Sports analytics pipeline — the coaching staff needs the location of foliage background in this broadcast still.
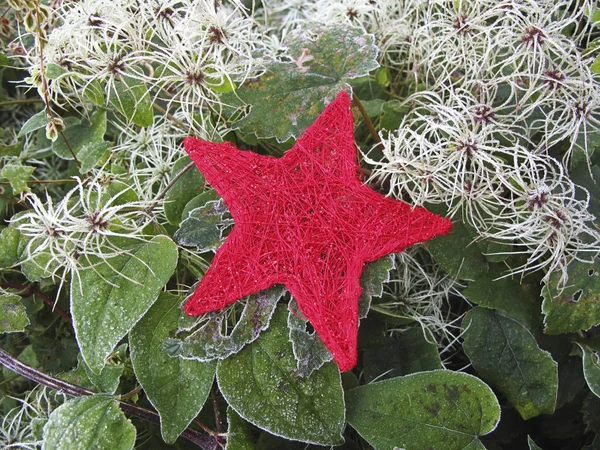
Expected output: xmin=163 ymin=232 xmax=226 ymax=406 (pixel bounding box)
xmin=1 ymin=0 xmax=600 ymax=449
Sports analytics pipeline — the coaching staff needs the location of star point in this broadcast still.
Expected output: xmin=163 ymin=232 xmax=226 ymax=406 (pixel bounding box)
xmin=183 ymin=90 xmax=452 ymax=371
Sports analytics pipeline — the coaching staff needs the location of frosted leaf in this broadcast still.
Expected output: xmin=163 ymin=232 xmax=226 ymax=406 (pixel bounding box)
xmin=223 ymin=25 xmax=379 ymax=142
xmin=217 ymin=306 xmax=345 ymax=446
xmin=59 ymin=345 xmax=127 ymax=395
xmin=42 ymin=395 xmax=135 ymax=450
xmin=130 ymin=293 xmax=215 ymax=444
xmin=287 ymin=298 xmax=333 ymax=378
xmin=175 ymin=198 xmax=233 ymax=252
xmin=358 ymin=255 xmax=395 ymax=318
xmin=0 ymin=293 xmax=30 ymax=333
xmin=165 ymin=286 xmax=284 ymax=362
xmin=71 ymin=236 xmax=178 ymax=373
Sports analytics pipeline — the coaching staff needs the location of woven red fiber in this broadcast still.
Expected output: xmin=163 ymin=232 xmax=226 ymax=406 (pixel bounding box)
xmin=183 ymin=90 xmax=452 ymax=372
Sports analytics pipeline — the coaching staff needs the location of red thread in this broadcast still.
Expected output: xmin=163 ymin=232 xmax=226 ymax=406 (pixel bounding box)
xmin=183 ymin=91 xmax=452 ymax=372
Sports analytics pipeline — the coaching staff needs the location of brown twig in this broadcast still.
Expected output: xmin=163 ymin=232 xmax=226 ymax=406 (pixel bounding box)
xmin=0 ymin=179 xmax=78 ymax=185
xmin=193 ymin=418 xmax=224 ymax=443
xmin=0 ymin=98 xmax=45 ymax=107
xmin=352 ymin=91 xmax=383 ymax=151
xmin=33 ymin=6 xmax=81 ymax=168
xmin=211 ymin=387 xmax=223 ymax=434
xmin=119 ymin=384 xmax=142 ymax=401
xmin=144 ymin=161 xmax=195 ymax=213
xmin=0 ymin=282 xmax=72 ymax=324
xmin=0 ymin=348 xmax=221 ymax=449
xmin=152 ymin=103 xmax=190 ymax=132
xmin=0 ymin=191 xmax=31 ymax=209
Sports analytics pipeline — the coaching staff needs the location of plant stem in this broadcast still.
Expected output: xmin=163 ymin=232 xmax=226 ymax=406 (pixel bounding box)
xmin=0 ymin=191 xmax=31 ymax=209
xmin=0 ymin=179 xmax=78 ymax=185
xmin=33 ymin=6 xmax=81 ymax=168
xmin=352 ymin=91 xmax=383 ymax=150
xmin=211 ymin=387 xmax=223 ymax=433
xmin=32 ymin=288 xmax=72 ymax=324
xmin=152 ymin=103 xmax=191 ymax=132
xmin=0 ymin=348 xmax=221 ymax=449
xmin=0 ymin=282 xmax=72 ymax=324
xmin=0 ymin=99 xmax=45 ymax=107
xmin=144 ymin=161 xmax=195 ymax=213
xmin=119 ymin=384 xmax=142 ymax=401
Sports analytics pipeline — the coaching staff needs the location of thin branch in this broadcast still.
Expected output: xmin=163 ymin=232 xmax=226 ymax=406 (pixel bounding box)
xmin=352 ymin=91 xmax=383 ymax=151
xmin=0 ymin=179 xmax=78 ymax=185
xmin=33 ymin=6 xmax=81 ymax=168
xmin=33 ymin=288 xmax=72 ymax=324
xmin=118 ymin=384 xmax=142 ymax=401
xmin=0 ymin=282 xmax=72 ymax=324
xmin=0 ymin=99 xmax=45 ymax=107
xmin=152 ymin=103 xmax=190 ymax=132
xmin=56 ymin=130 xmax=80 ymax=167
xmin=0 ymin=348 xmax=221 ymax=449
xmin=0 ymin=191 xmax=31 ymax=209
xmin=0 ymin=348 xmax=94 ymax=398
xmin=193 ymin=418 xmax=223 ymax=440
xmin=144 ymin=162 xmax=195 ymax=213
xmin=211 ymin=387 xmax=223 ymax=433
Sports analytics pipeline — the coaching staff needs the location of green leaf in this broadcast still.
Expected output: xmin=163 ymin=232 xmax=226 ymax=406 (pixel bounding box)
xmin=0 ymin=293 xmax=29 ymax=333
xmin=346 ymin=370 xmax=500 ymax=450
xmin=165 ymin=287 xmax=285 ymax=362
xmin=60 ymin=345 xmax=126 ymax=395
xmin=180 ymin=189 xmax=219 ymax=219
xmin=482 ymin=238 xmax=512 ymax=263
xmin=46 ymin=63 xmax=67 ymax=80
xmin=226 ymin=407 xmax=255 ymax=450
xmin=576 ymin=342 xmax=600 ymax=399
xmin=22 ymin=251 xmax=59 ymax=282
xmin=78 ymin=141 xmax=111 ymax=173
xmin=175 ymin=198 xmax=233 ymax=251
xmin=542 ymin=259 xmax=600 ymax=335
xmin=84 ymin=79 xmax=105 ymax=106
xmin=71 ymin=236 xmax=178 ymax=373
xmin=359 ymin=98 xmax=386 ymax=118
xmin=376 ymin=67 xmax=391 ymax=88
xmin=570 ymin=163 xmax=600 ymax=221
xmin=380 ymin=100 xmax=409 ymax=131
xmin=358 ymin=255 xmax=395 ymax=318
xmin=225 ymin=26 xmax=379 ymax=142
xmin=428 ymin=217 xmax=488 ymax=280
xmin=0 ymin=141 xmax=22 ymax=157
xmin=462 ymin=307 xmax=558 ymax=420
xmin=217 ymin=305 xmax=345 ymax=446
xmin=287 ymin=298 xmax=333 ymax=377
xmin=207 ymin=75 xmax=236 ymax=93
xmin=0 ymin=226 xmax=27 ymax=268
xmin=362 ymin=327 xmax=442 ymax=383
xmin=42 ymin=395 xmax=135 ymax=450
xmin=592 ymin=55 xmax=600 ymax=73
xmin=464 ymin=265 xmax=541 ymax=330
xmin=1 ymin=164 xmax=35 ymax=194
xmin=586 ymin=6 xmax=600 ymax=25
xmin=164 ymin=157 xmax=205 ymax=226
xmin=109 ymin=77 xmax=153 ymax=127
xmin=52 ymin=110 xmax=107 ymax=160
xmin=130 ymin=292 xmax=216 ymax=443
xmin=106 ymin=180 xmax=139 ymax=206
xmin=18 ymin=110 xmax=48 ymax=138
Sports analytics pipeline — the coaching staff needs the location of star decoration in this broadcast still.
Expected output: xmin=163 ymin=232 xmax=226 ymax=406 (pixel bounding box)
xmin=183 ymin=90 xmax=452 ymax=372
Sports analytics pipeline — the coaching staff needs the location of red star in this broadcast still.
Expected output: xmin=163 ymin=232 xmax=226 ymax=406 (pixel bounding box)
xmin=183 ymin=91 xmax=451 ymax=372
